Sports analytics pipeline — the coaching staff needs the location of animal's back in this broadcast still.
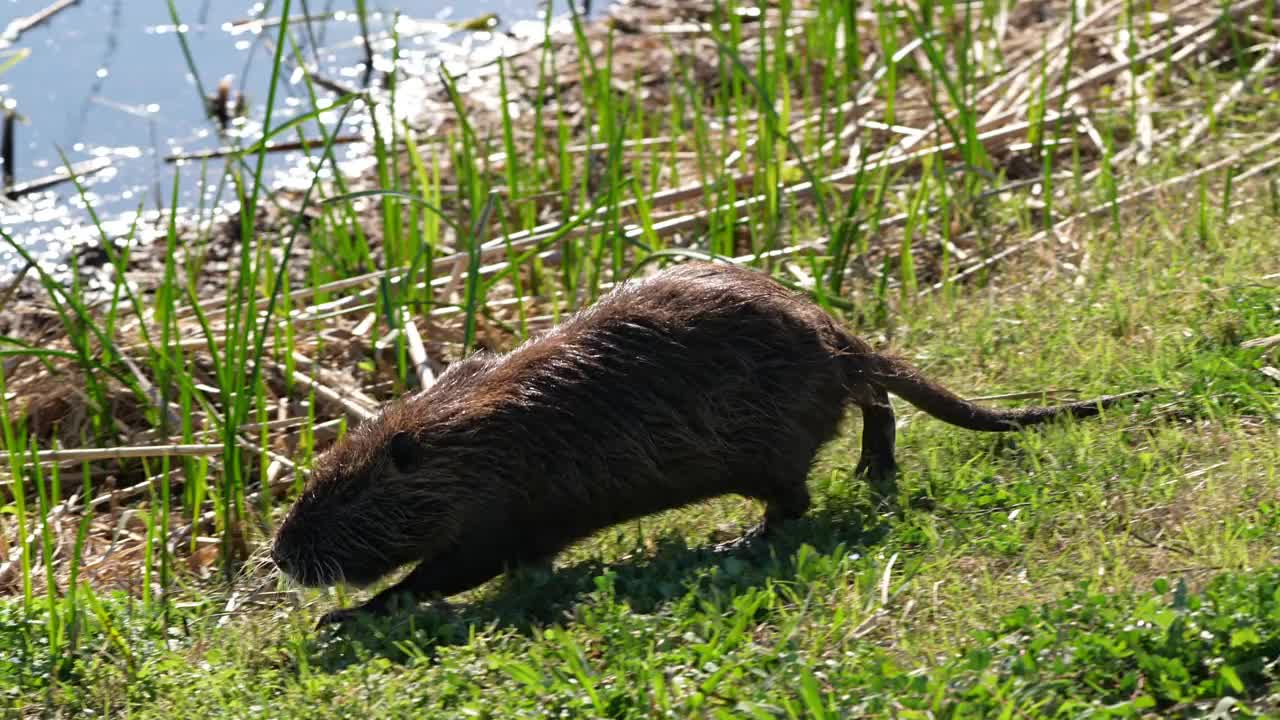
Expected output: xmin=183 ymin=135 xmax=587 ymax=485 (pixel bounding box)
xmin=457 ymin=263 xmax=856 ymax=552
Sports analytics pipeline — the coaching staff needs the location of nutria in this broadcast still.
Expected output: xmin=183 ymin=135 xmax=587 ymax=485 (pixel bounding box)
xmin=271 ymin=262 xmax=1148 ymax=625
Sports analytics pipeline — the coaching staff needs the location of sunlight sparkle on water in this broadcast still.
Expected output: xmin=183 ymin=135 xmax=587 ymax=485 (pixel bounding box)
xmin=2 ymin=0 xmax=570 ymax=269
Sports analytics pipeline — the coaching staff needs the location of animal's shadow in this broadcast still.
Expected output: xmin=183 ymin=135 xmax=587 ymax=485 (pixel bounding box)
xmin=301 ymin=504 xmax=892 ymax=673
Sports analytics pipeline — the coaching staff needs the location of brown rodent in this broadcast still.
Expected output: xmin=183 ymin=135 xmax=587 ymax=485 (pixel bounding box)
xmin=271 ymin=262 xmax=1148 ymax=625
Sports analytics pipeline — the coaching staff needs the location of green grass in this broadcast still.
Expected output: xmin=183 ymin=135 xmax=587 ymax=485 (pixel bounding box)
xmin=1 ymin=0 xmax=1279 ymax=716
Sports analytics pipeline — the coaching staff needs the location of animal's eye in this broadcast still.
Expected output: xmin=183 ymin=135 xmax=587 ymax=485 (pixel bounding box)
xmin=388 ymin=431 xmax=421 ymax=473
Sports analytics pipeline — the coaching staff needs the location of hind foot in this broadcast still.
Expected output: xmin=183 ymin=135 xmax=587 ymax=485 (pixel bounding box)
xmin=714 ymin=482 xmax=811 ymax=554
xmin=713 ymin=521 xmax=770 ymax=554
xmin=856 ymin=388 xmax=901 ymax=515
xmin=855 ymin=459 xmax=900 ymax=515
xmin=503 ymin=556 xmax=557 ymax=589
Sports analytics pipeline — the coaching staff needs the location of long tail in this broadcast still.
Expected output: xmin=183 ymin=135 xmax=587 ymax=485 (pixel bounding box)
xmin=856 ymin=352 xmax=1154 ymax=431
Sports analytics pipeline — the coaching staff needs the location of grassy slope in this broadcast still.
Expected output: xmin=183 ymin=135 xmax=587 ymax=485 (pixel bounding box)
xmin=9 ymin=165 xmax=1278 ymax=718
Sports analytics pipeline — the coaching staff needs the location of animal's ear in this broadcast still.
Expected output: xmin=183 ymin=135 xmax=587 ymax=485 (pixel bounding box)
xmin=388 ymin=431 xmax=421 ymax=473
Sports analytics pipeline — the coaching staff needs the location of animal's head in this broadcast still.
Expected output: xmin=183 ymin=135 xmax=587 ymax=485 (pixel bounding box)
xmin=271 ymin=395 xmax=468 ymax=588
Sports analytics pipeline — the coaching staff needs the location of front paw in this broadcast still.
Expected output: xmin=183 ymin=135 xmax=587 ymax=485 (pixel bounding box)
xmin=314 ymin=591 xmax=432 ymax=629
xmin=315 ymin=597 xmax=391 ymax=629
xmin=315 ymin=606 xmax=365 ymax=629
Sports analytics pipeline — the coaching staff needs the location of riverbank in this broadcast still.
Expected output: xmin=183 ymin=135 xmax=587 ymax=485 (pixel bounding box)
xmin=1 ymin=0 xmax=1275 ymax=594
xmin=2 ymin=0 xmax=1279 ymax=713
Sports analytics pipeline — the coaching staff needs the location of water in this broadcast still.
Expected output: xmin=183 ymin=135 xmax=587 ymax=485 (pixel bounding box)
xmin=0 ymin=0 xmax=594 ymax=268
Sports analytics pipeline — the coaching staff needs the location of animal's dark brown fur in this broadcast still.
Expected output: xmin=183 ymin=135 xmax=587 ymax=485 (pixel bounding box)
xmin=271 ymin=262 xmax=1146 ymax=624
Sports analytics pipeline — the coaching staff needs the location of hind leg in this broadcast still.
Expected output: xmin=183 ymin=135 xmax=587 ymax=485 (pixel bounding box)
xmin=713 ymin=466 xmax=812 ymax=553
xmin=855 ymin=385 xmax=900 ymax=512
